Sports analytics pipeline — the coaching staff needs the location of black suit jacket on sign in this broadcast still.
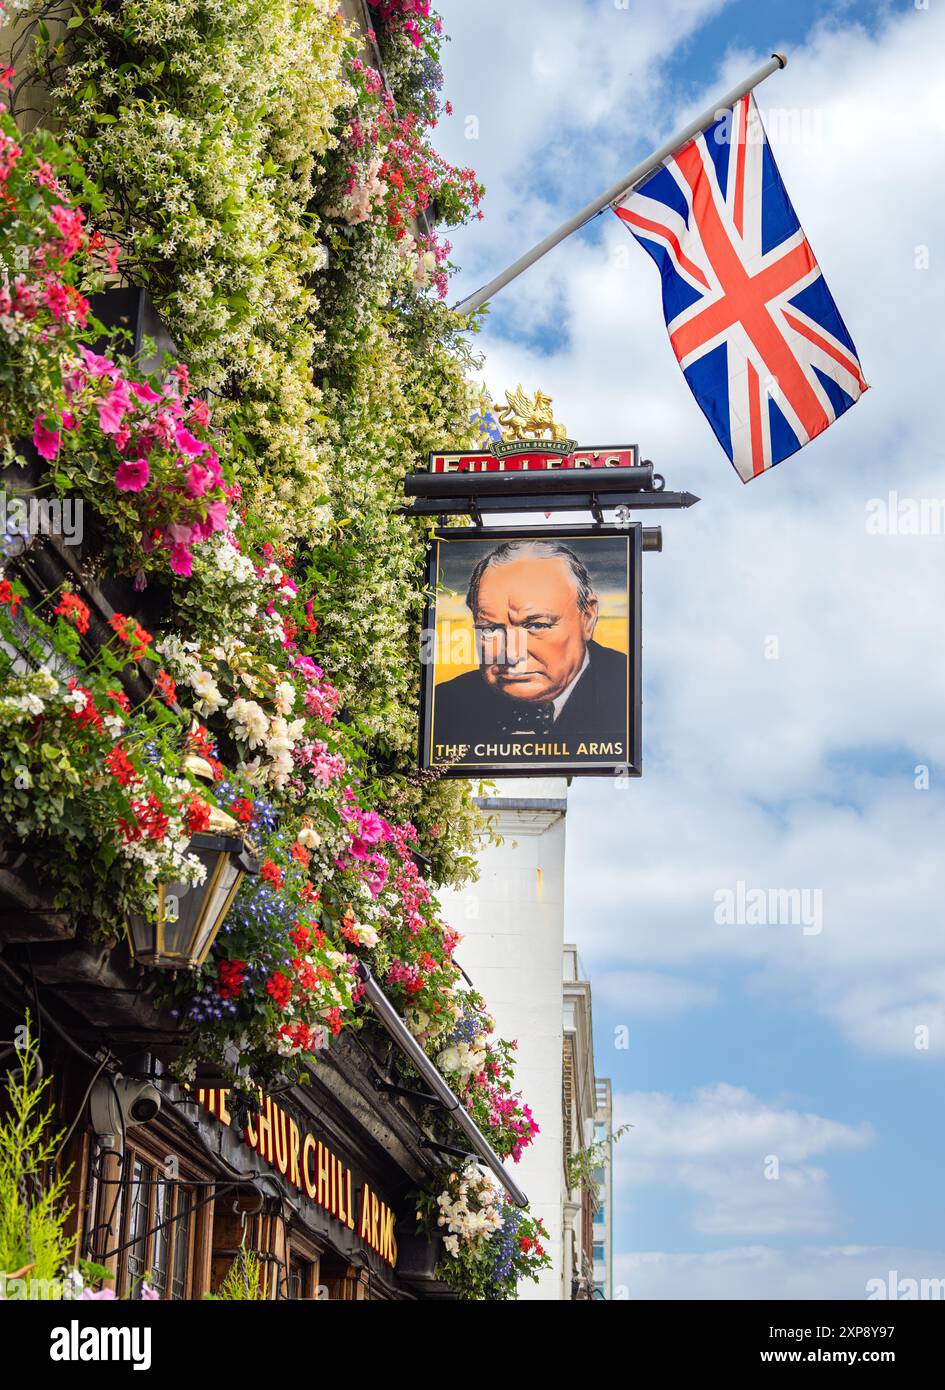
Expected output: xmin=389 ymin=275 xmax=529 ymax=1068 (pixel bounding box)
xmin=430 ymin=639 xmax=629 ymax=760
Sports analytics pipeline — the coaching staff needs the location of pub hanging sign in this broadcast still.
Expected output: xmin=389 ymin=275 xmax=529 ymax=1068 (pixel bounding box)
xmin=419 ymin=524 xmax=642 ymax=779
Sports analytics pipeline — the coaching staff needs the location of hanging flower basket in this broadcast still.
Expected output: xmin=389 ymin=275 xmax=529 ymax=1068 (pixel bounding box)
xmin=394 ymin=1231 xmax=444 ymax=1281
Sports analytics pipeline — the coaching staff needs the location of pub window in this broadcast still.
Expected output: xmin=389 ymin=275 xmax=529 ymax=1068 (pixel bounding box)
xmin=170 ymin=1189 xmax=194 ymax=1300
xmin=148 ymin=1178 xmax=171 ymax=1298
xmin=288 ymin=1254 xmax=320 ymax=1300
xmin=125 ymin=1158 xmax=151 ymax=1288
xmin=88 ymin=1137 xmax=210 ymax=1301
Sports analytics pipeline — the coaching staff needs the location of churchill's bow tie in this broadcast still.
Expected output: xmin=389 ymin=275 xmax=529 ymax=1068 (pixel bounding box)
xmin=498 ymin=699 xmax=555 ymax=737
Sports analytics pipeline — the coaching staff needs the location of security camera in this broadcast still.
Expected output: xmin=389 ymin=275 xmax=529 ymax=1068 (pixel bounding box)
xmin=123 ymin=1079 xmax=162 ymax=1124
xmin=90 ymin=1076 xmax=162 ymax=1146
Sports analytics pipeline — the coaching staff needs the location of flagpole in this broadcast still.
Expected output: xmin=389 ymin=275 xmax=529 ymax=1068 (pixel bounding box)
xmin=452 ymin=52 xmax=788 ymax=319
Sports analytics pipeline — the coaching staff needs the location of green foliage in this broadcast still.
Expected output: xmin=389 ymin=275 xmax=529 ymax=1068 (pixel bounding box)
xmin=0 ymin=578 xmax=220 ymax=937
xmin=29 ymin=0 xmax=354 ymax=539
xmin=14 ymin=0 xmax=490 ymax=876
xmin=211 ymin=1245 xmax=266 ymax=1301
xmin=566 ymin=1123 xmax=633 ymax=1197
xmin=0 ymin=1019 xmax=75 ymax=1292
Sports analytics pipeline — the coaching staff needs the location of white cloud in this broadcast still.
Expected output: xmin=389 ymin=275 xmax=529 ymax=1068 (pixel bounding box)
xmin=613 ymin=1245 xmax=945 ymax=1300
xmin=612 ymin=1085 xmax=872 ymax=1237
xmin=616 ymin=1084 xmax=873 ymax=1164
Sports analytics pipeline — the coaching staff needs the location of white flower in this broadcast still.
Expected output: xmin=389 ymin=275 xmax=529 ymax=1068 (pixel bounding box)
xmin=227 ymin=698 xmax=269 ymax=748
xmin=265 ymin=716 xmax=294 ymax=756
xmin=274 ymin=680 xmax=295 ymax=715
xmin=13 ymin=692 xmax=45 ymax=716
xmin=407 ymin=1008 xmax=430 ymax=1034
xmin=191 ymin=670 xmax=226 ymax=716
xmin=437 ymin=1046 xmax=461 ymax=1074
xmin=297 ymin=826 xmax=321 ymax=849
xmin=347 ymin=921 xmax=379 ymax=949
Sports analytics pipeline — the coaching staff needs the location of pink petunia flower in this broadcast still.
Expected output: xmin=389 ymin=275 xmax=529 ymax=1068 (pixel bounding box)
xmin=169 ymin=543 xmax=193 ymax=577
xmin=201 ymin=500 xmax=228 ymax=534
xmin=78 ymin=344 xmax=117 ymax=378
xmin=114 ymin=457 xmax=150 ymax=492
xmin=131 ymin=381 xmax=163 ymax=404
xmin=165 ymin=521 xmax=199 ymax=546
xmin=32 ymin=417 xmax=61 ymax=460
xmin=98 ymin=380 xmax=132 ymax=434
xmin=175 ymin=423 xmax=207 ymax=456
xmin=185 ymin=462 xmax=212 ymax=498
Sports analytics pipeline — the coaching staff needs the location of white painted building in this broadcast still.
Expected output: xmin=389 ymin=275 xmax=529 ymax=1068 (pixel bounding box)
xmin=439 ymin=777 xmax=568 ymax=1299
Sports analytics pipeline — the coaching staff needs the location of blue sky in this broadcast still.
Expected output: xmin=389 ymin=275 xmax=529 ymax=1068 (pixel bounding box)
xmin=435 ymin=0 xmax=945 ymax=1298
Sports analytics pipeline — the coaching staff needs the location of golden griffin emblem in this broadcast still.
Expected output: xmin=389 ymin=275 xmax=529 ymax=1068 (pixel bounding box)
xmin=495 ymin=385 xmax=569 ymax=442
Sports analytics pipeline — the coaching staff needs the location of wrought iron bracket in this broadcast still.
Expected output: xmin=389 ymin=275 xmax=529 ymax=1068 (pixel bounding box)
xmin=372 ymin=1074 xmax=445 ymax=1108
xmin=420 ymin=1137 xmax=478 ymax=1162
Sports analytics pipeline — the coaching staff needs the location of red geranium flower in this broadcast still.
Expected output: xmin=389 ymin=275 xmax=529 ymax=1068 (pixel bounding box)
xmin=260 ymin=859 xmax=283 ymax=890
xmin=187 ymin=725 xmax=223 ymax=780
xmin=54 ymin=592 xmax=91 ymax=634
xmin=121 ymin=793 xmax=169 ymax=842
xmin=266 ymin=971 xmax=292 ymax=1008
xmin=0 ymin=579 xmax=21 ymax=615
xmin=104 ymin=745 xmax=136 ymax=787
xmin=289 ymin=921 xmax=311 ymax=952
xmin=66 ymin=679 xmax=103 ymax=731
xmin=216 ymin=959 xmax=247 ymax=1000
xmin=154 ymin=669 xmax=177 ymax=706
xmin=109 ymin=613 xmax=152 ymax=661
xmin=185 ymin=795 xmax=212 ymax=835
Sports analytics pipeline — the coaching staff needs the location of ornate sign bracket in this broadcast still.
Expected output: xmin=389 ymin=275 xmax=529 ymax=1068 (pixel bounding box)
xmin=402 ymin=388 xmax=700 ymax=525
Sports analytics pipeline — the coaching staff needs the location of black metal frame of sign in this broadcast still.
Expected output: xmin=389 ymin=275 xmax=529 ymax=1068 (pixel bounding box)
xmin=401 ymin=460 xmax=699 ymax=525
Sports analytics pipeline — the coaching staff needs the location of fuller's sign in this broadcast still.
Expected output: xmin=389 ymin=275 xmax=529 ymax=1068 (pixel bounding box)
xmin=197 ymin=1088 xmax=398 ymax=1268
xmin=428 ymin=441 xmax=640 ymax=473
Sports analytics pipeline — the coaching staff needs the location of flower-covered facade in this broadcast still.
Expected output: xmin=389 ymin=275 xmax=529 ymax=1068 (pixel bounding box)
xmin=0 ymin=0 xmax=542 ymax=1301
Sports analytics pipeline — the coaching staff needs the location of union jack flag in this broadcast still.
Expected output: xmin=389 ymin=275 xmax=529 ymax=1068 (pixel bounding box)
xmin=614 ymin=93 xmax=867 ymax=481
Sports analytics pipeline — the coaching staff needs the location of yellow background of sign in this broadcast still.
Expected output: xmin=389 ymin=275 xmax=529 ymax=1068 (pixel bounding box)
xmin=432 ymin=589 xmax=630 ymax=686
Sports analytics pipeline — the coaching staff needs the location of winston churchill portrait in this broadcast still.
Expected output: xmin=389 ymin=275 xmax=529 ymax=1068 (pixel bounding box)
xmin=426 ymin=536 xmax=631 ymax=770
